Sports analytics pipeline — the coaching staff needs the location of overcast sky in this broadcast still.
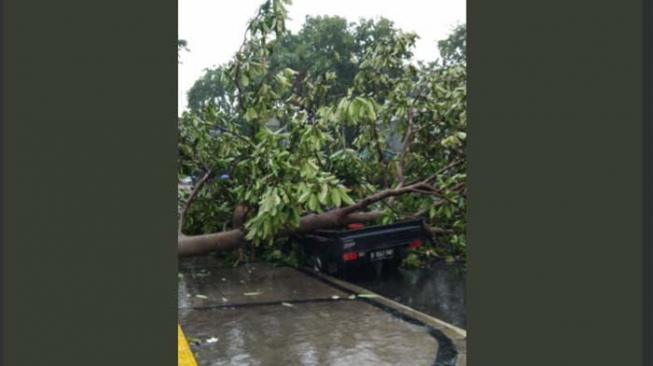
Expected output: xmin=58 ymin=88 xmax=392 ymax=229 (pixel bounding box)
xmin=178 ymin=0 xmax=466 ymax=114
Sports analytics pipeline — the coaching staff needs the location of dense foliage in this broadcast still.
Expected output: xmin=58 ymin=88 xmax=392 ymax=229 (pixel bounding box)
xmin=178 ymin=0 xmax=467 ymax=262
xmin=437 ymin=24 xmax=466 ymax=66
xmin=187 ymin=16 xmax=408 ymax=113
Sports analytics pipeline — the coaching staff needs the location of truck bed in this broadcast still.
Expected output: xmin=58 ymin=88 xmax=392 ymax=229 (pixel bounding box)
xmin=296 ymin=219 xmax=428 ymax=274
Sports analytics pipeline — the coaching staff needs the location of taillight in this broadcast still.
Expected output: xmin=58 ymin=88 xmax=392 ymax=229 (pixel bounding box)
xmin=408 ymin=239 xmax=422 ymax=249
xmin=347 ymin=223 xmax=364 ymax=230
xmin=342 ymin=251 xmax=359 ymax=262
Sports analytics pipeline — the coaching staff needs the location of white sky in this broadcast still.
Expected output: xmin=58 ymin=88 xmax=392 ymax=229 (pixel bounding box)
xmin=178 ymin=0 xmax=466 ymax=114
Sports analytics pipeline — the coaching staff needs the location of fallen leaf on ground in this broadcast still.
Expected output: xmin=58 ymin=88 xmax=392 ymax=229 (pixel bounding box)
xmin=243 ymin=291 xmax=262 ymax=296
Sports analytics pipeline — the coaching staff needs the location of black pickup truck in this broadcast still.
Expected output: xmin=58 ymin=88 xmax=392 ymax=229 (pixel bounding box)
xmin=296 ymin=219 xmax=428 ymax=275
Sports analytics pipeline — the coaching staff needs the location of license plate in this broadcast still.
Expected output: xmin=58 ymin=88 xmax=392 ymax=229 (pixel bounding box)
xmin=369 ymin=248 xmax=394 ymax=261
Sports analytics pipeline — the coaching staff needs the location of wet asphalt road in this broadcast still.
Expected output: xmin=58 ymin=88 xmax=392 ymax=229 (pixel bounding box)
xmin=178 ymin=260 xmax=446 ymax=366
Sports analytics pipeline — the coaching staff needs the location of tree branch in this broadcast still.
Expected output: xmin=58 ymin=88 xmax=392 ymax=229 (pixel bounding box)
xmin=370 ymin=120 xmax=389 ymax=187
xmin=395 ymin=108 xmax=414 ymax=187
xmin=414 ymin=159 xmax=465 ymax=186
xmin=211 ymin=123 xmax=255 ymax=147
xmin=232 ymin=6 xmax=264 ymax=115
xmin=339 ymin=181 xmax=440 ymax=217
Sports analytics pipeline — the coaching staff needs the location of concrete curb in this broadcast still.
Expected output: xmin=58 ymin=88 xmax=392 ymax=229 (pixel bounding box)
xmin=304 ymin=267 xmax=467 ymax=366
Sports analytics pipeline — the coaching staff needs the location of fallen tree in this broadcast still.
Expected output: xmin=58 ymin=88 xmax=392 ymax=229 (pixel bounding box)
xmin=178 ymin=177 xmax=457 ymax=256
xmin=178 ymin=211 xmax=381 ymax=256
xmin=177 ymin=0 xmax=467 ymax=259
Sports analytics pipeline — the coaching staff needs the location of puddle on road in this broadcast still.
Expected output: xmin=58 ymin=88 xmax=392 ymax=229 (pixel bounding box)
xmin=179 ymin=300 xmax=439 ymax=366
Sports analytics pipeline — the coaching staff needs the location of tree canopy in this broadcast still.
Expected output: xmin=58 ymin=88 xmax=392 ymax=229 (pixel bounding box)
xmin=437 ymin=24 xmax=466 ymax=66
xmin=186 ymin=15 xmax=407 ymax=114
xmin=178 ymin=0 xmax=467 ymax=264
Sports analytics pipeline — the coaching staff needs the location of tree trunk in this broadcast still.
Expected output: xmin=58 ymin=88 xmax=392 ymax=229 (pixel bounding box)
xmin=178 ymin=209 xmax=382 ymax=257
xmin=177 ymin=179 xmax=440 ymax=257
xmin=232 ymin=203 xmax=250 ymax=261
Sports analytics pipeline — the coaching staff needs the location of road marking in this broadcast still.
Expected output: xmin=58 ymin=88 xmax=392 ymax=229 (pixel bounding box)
xmin=178 ymin=324 xmax=198 ymax=366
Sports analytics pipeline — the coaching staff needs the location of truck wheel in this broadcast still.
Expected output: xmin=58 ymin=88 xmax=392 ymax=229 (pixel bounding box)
xmin=312 ymin=256 xmax=324 ymax=272
xmin=373 ymin=261 xmax=384 ymax=276
xmin=391 ymin=254 xmax=404 ymax=268
xmin=326 ymin=262 xmax=341 ymax=276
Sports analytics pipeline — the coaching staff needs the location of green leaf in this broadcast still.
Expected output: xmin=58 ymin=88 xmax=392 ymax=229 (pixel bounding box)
xmin=318 ymin=184 xmax=329 ymax=205
xmin=336 ymin=98 xmax=350 ymax=121
xmin=240 ymin=74 xmax=250 ymax=87
xmin=330 ymin=188 xmax=341 ymax=207
xmin=272 ymin=191 xmax=281 ymax=206
xmin=340 ymin=190 xmax=355 ymax=205
xmin=298 ymin=190 xmax=311 ymax=203
xmin=308 ymin=194 xmax=319 ymax=211
xmin=307 ymin=160 xmax=319 ymax=171
xmin=244 ymin=108 xmax=258 ymax=121
xmin=429 ymin=206 xmax=436 ymax=219
xmin=263 ymin=220 xmax=271 ymax=238
xmin=245 ymin=227 xmax=257 ymax=241
xmin=356 ymin=97 xmax=376 ymax=121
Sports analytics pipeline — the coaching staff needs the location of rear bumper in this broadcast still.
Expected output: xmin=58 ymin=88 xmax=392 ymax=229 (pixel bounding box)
xmin=313 ymin=244 xmax=412 ymax=274
xmin=341 ymin=245 xmax=410 ymax=265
